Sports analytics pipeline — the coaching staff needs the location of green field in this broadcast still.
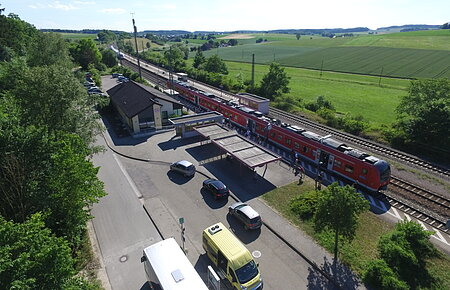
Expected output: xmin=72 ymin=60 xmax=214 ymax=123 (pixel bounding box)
xmin=58 ymin=33 xmax=97 ymax=40
xmin=203 ymin=30 xmax=450 ymax=79
xmin=224 ymin=61 xmax=408 ymax=126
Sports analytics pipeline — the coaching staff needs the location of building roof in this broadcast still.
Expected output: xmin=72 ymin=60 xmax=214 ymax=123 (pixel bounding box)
xmin=107 ymin=81 xmax=181 ymax=118
xmin=170 ymin=111 xmax=223 ymax=125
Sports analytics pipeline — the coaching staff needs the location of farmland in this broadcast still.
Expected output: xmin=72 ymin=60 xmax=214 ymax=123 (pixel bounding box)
xmin=204 ymin=30 xmax=450 ymax=79
xmin=224 ymin=61 xmax=408 ymax=126
xmin=59 ymin=32 xmax=97 ymax=40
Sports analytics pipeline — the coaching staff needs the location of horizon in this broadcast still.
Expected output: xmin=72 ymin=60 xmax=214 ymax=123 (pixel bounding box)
xmin=2 ymin=0 xmax=449 ymax=32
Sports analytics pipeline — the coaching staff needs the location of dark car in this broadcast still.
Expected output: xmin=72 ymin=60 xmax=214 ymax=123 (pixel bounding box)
xmin=202 ymin=179 xmax=229 ymax=199
xmin=228 ymin=202 xmax=262 ymax=230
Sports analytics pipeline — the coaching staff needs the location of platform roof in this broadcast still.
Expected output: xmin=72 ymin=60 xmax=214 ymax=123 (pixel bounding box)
xmin=170 ymin=111 xmax=223 ymax=125
xmin=194 ymin=124 xmax=281 ymax=169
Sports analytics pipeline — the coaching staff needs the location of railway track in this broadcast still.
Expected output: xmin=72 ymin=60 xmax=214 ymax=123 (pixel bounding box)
xmin=268 ymin=107 xmax=450 ymax=179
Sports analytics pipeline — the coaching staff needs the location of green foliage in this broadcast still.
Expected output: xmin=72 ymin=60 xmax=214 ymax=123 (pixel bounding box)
xmin=363 ymin=259 xmax=409 ymax=290
xmin=164 ymin=45 xmax=187 ymax=72
xmin=0 ymin=13 xmax=38 ymax=56
xmin=377 ymin=220 xmax=437 ymax=288
xmin=0 ymin=213 xmax=75 ymax=289
xmin=314 ymin=183 xmax=369 ymax=259
xmin=305 ymin=95 xmax=334 ymax=112
xmin=193 ymin=50 xmax=206 ymax=68
xmin=259 ymin=62 xmax=290 ymax=100
xmin=290 ymin=190 xmax=321 ymax=220
xmin=204 ymin=54 xmax=228 ymax=74
xmin=27 ymin=32 xmax=72 ymax=67
xmin=272 ymin=95 xmax=302 ymax=112
xmin=100 ymin=48 xmax=118 ymax=68
xmin=70 ymin=38 xmax=102 ymax=70
xmin=97 ymin=30 xmax=116 ymax=44
xmin=395 ymin=78 xmax=450 ymax=159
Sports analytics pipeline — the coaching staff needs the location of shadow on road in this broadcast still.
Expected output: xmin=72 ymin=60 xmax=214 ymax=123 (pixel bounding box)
xmin=200 ymin=188 xmax=229 ymax=209
xmin=166 ymin=171 xmax=195 ymax=185
xmin=307 ymin=256 xmax=362 ymax=290
xmin=226 ymin=214 xmax=261 ymax=244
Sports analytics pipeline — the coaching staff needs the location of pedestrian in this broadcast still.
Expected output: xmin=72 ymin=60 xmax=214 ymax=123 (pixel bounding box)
xmin=297 ymin=165 xmax=305 ymax=184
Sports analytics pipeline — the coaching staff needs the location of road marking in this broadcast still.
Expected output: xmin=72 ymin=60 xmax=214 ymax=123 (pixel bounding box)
xmin=434 ymin=230 xmax=450 ymax=246
xmin=112 ymin=153 xmax=143 ymax=199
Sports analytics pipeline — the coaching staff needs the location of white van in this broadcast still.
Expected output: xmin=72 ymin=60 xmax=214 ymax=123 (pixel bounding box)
xmin=141 ymin=238 xmax=208 ymax=290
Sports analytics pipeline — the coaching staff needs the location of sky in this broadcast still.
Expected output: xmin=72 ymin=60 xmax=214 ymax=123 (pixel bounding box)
xmin=2 ymin=0 xmax=449 ymax=32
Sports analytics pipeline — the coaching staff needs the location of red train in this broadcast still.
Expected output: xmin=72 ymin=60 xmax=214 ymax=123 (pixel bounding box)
xmin=169 ymin=80 xmax=391 ymax=191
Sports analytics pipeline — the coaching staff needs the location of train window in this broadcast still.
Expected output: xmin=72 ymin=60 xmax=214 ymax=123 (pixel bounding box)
xmin=234 ymin=115 xmax=237 ymax=120
xmin=270 ymin=132 xmax=275 ymax=138
xmin=362 ymin=168 xmax=368 ymax=175
xmin=286 ymin=138 xmax=291 ymax=145
xmin=345 ymin=165 xmax=354 ymax=173
xmin=303 ymin=146 xmax=309 ymax=153
xmin=277 ymin=134 xmax=282 ymax=141
xmin=334 ymin=160 xmax=342 ymax=168
xmin=294 ymin=142 xmax=300 ymax=149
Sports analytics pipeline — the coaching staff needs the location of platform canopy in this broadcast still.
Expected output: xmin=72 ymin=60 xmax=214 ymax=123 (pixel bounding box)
xmin=195 ymin=124 xmax=281 ymax=169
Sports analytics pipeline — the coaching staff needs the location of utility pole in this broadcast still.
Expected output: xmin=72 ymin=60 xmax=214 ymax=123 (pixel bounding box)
xmin=251 ymin=54 xmax=255 ymax=90
xmin=378 ymin=66 xmax=384 ymax=87
xmin=320 ymin=59 xmax=324 ymax=78
xmin=131 ymin=13 xmax=142 ymax=80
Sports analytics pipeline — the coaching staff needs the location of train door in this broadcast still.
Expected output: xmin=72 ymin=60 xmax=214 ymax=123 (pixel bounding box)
xmin=319 ymin=151 xmax=330 ymax=169
xmin=315 ymin=149 xmax=321 ymax=164
xmin=247 ymin=119 xmax=256 ymax=133
xmin=194 ymin=96 xmax=199 ymax=106
xmin=327 ymin=155 xmax=334 ymax=171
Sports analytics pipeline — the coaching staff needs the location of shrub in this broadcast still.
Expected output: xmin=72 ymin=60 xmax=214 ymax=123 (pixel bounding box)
xmin=290 ymin=190 xmax=321 ymax=220
xmin=363 ymin=259 xmax=408 ymax=290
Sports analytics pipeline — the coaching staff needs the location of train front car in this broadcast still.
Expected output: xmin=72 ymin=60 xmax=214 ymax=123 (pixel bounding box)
xmin=373 ymin=158 xmax=391 ymax=190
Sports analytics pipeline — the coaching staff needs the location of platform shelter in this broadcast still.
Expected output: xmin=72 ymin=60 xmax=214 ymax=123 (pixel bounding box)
xmin=170 ymin=111 xmax=223 ymax=138
xmin=194 ymin=123 xmax=281 ymax=175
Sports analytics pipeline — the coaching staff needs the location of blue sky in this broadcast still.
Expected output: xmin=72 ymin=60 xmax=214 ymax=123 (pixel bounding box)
xmin=2 ymin=0 xmax=449 ymax=32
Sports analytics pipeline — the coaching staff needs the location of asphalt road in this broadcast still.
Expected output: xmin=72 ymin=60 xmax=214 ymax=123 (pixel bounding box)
xmin=91 ymin=117 xmax=346 ymax=289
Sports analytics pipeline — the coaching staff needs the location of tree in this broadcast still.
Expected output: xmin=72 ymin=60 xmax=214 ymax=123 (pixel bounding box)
xmin=395 ymin=78 xmax=450 ymax=155
xmin=313 ymin=183 xmax=369 ymax=261
xmin=70 ymin=38 xmax=102 ymax=70
xmin=363 ymin=259 xmax=408 ymax=290
xmin=193 ymin=49 xmax=206 ymax=69
xmin=441 ymin=22 xmax=449 ymax=29
xmin=27 ymin=31 xmax=72 ymax=68
xmin=101 ymin=48 xmax=118 ymax=67
xmin=204 ymin=54 xmax=228 ymax=74
xmin=296 ymin=33 xmax=301 ymax=40
xmin=0 ymin=213 xmax=75 ymax=289
xmin=259 ymin=62 xmax=290 ymax=100
xmin=164 ymin=45 xmax=186 ymax=72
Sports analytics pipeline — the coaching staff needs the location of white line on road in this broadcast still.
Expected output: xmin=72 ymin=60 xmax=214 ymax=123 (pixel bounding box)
xmin=112 ymin=153 xmax=143 ymax=200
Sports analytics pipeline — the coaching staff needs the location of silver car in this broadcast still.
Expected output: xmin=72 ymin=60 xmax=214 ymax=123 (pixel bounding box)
xmin=228 ymin=202 xmax=262 ymax=230
xmin=170 ymin=160 xmax=196 ymax=177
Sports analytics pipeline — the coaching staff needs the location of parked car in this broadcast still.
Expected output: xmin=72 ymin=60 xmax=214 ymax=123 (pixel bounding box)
xmin=112 ymin=73 xmax=123 ymax=78
xmin=88 ymin=88 xmax=103 ymax=95
xmin=118 ymin=76 xmax=129 ymax=82
xmin=170 ymin=160 xmax=196 ymax=177
xmin=83 ymin=81 xmax=95 ymax=88
xmin=202 ymin=179 xmax=229 ymax=199
xmin=228 ymin=202 xmax=262 ymax=230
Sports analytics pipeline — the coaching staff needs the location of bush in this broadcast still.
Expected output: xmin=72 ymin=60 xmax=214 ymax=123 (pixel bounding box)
xmin=290 ymin=190 xmax=321 ymax=220
xmin=363 ymin=259 xmax=409 ymax=290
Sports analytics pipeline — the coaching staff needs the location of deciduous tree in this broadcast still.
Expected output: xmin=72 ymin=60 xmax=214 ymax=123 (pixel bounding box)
xmin=395 ymin=78 xmax=450 ymax=156
xmin=70 ymin=38 xmax=102 ymax=70
xmin=259 ymin=62 xmax=290 ymax=100
xmin=313 ymin=183 xmax=369 ymax=261
xmin=193 ymin=49 xmax=206 ymax=69
xmin=204 ymin=54 xmax=228 ymax=74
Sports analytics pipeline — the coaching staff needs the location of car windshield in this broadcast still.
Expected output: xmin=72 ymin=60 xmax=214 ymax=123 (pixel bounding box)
xmin=235 ymin=260 xmax=259 ymax=284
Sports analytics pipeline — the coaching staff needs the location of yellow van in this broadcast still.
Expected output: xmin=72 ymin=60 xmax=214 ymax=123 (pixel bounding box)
xmin=202 ymin=222 xmax=263 ymax=290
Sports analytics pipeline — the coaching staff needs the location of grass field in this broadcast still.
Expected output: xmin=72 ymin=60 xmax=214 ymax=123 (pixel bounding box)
xmin=224 ymin=61 xmax=408 ymax=126
xmin=262 ymin=181 xmax=450 ymax=288
xmin=59 ymin=33 xmax=97 ymax=40
xmin=203 ymin=30 xmax=450 ymax=79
